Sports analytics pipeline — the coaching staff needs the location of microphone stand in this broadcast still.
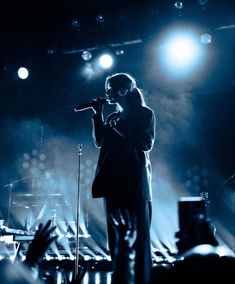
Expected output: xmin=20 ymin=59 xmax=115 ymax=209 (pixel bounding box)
xmin=74 ymin=144 xmax=83 ymax=278
xmin=7 ymin=184 xmax=13 ymax=227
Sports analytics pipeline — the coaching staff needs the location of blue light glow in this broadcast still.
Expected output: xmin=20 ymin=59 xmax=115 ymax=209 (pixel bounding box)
xmin=158 ymin=28 xmax=205 ymax=78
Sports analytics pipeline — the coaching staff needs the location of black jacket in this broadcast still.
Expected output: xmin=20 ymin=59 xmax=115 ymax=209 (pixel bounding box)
xmin=91 ymin=106 xmax=155 ymax=206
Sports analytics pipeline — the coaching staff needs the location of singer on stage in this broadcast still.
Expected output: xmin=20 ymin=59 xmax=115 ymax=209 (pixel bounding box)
xmin=90 ymin=73 xmax=155 ymax=284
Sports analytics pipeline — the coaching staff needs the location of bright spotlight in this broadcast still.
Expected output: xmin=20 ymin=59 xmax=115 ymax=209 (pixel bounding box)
xmin=166 ymin=36 xmax=198 ymax=66
xmin=98 ymin=54 xmax=113 ymax=69
xmin=159 ymin=29 xmax=204 ymax=77
xmin=17 ymin=67 xmax=29 ymax=79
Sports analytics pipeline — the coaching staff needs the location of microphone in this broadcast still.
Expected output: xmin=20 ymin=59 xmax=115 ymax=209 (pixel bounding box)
xmin=74 ymin=97 xmax=107 ymax=112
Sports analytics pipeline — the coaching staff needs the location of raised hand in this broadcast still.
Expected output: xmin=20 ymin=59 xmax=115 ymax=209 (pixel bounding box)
xmin=109 ymin=209 xmax=137 ymax=284
xmin=25 ymin=219 xmax=57 ymax=266
xmin=109 ymin=208 xmax=137 ymax=251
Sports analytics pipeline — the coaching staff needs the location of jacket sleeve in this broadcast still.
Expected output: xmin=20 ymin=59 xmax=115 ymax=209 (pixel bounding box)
xmin=91 ymin=113 xmax=105 ymax=147
xmin=130 ymin=108 xmax=155 ymax=151
xmin=112 ymin=107 xmax=156 ymax=151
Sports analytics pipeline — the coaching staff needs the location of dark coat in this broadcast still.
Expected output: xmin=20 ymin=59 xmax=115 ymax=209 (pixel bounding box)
xmin=91 ymin=106 xmax=155 ymax=207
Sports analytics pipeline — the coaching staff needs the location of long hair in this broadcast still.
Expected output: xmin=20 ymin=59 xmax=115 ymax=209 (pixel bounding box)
xmin=105 ymin=73 xmax=146 ymax=108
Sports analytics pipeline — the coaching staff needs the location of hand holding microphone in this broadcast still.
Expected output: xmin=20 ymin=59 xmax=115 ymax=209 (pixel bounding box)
xmin=74 ymin=97 xmax=107 ymax=113
xmin=91 ymin=97 xmax=106 ymax=114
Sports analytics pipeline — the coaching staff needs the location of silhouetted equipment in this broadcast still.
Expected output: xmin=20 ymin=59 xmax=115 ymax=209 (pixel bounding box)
xmin=175 ymin=196 xmax=218 ymax=254
xmin=11 ymin=193 xmax=68 ymax=207
xmin=178 ymin=196 xmax=207 ymax=232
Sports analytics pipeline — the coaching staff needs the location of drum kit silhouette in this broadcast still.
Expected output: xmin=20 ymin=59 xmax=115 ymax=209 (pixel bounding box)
xmin=1 ymin=174 xmax=67 ymax=240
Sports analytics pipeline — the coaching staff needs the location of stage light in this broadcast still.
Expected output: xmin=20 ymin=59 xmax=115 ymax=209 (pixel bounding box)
xmin=98 ymin=54 xmax=113 ymax=69
xmin=116 ymin=49 xmax=124 ymax=55
xmin=96 ymin=15 xmax=105 ymax=23
xmin=95 ymin=255 xmax=103 ymax=261
xmin=22 ymin=161 xmax=30 ymax=169
xmin=32 ymin=149 xmax=39 ymax=156
xmin=200 ymin=33 xmax=212 ymax=44
xmin=21 ymin=149 xmax=47 ymax=175
xmin=81 ymin=50 xmax=92 ymax=61
xmin=158 ymin=29 xmax=203 ymax=77
xmin=23 ymin=153 xmax=30 ymax=160
xmin=17 ymin=67 xmax=29 ymax=79
xmin=82 ymin=53 xmax=114 ymax=79
xmin=174 ymin=1 xmax=183 ymax=10
xmin=166 ymin=35 xmax=198 ymax=66
xmin=84 ymin=255 xmax=92 ymax=261
xmin=71 ymin=19 xmax=80 ymax=28
xmin=58 ymin=255 xmax=63 ymax=261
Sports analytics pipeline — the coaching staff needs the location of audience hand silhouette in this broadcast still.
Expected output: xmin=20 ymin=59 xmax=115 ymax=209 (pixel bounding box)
xmin=109 ymin=208 xmax=137 ymax=253
xmin=25 ymin=219 xmax=57 ymax=267
xmin=109 ymin=209 xmax=137 ymax=284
